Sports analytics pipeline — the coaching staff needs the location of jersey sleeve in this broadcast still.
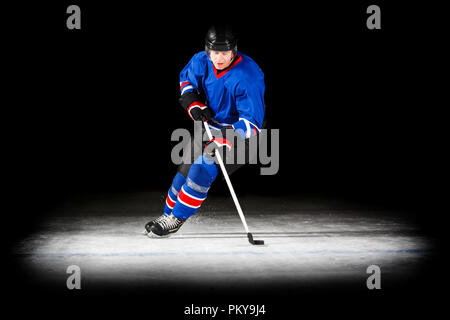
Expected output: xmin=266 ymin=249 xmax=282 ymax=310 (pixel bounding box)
xmin=178 ymin=53 xmax=206 ymax=110
xmin=232 ymin=77 xmax=265 ymax=139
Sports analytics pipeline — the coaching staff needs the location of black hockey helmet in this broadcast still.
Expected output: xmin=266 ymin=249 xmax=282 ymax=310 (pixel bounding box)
xmin=205 ymin=25 xmax=237 ymax=52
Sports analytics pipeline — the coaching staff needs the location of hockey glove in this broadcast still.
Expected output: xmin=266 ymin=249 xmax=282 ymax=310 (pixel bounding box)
xmin=204 ymin=127 xmax=233 ymax=157
xmin=187 ymin=101 xmax=214 ymax=122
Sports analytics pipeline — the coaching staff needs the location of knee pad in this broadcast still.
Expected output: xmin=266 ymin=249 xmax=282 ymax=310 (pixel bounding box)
xmin=186 ymin=155 xmax=219 ymax=192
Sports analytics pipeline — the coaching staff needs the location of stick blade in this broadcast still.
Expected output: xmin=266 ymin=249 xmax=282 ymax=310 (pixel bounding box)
xmin=247 ymin=233 xmax=265 ymax=245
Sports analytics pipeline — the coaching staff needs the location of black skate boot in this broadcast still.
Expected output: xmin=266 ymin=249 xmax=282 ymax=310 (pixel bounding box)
xmin=144 ymin=214 xmax=168 ymax=235
xmin=149 ymin=213 xmax=185 ymax=236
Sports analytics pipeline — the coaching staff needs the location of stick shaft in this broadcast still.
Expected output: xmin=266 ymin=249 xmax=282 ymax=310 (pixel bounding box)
xmin=203 ymin=122 xmax=249 ymax=233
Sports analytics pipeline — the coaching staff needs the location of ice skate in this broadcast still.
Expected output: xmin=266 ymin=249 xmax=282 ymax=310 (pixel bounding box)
xmin=143 ymin=214 xmax=168 ymax=235
xmin=149 ymin=213 xmax=186 ymax=236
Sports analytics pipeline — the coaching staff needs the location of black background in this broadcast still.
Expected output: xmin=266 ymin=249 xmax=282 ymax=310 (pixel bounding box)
xmin=3 ymin=0 xmax=446 ymax=318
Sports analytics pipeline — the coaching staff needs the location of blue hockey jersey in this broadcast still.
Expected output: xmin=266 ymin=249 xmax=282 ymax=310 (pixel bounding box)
xmin=179 ymin=51 xmax=265 ymax=139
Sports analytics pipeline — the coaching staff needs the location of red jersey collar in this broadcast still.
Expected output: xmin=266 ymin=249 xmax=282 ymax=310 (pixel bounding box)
xmin=213 ymin=55 xmax=242 ymax=79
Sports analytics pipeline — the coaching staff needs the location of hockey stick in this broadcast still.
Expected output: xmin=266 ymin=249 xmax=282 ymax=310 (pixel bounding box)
xmin=203 ymin=121 xmax=265 ymax=245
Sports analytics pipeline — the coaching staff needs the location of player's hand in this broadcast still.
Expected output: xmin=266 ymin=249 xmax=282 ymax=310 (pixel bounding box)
xmin=187 ymin=101 xmax=214 ymax=121
xmin=204 ymin=127 xmax=233 ymax=157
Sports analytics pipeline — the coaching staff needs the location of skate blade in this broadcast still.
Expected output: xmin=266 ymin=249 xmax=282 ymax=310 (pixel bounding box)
xmin=146 ymin=231 xmax=171 ymax=238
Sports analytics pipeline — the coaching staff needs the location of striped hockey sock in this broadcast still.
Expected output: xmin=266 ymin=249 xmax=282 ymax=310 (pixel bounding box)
xmin=163 ymin=172 xmax=186 ymax=215
xmin=172 ymin=179 xmax=208 ymax=220
xmin=172 ymin=155 xmax=218 ymax=220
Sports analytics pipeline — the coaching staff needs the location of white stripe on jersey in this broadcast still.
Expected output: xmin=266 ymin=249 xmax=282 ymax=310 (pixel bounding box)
xmin=181 ymin=85 xmax=193 ymax=95
xmin=239 ymin=117 xmax=261 ymax=137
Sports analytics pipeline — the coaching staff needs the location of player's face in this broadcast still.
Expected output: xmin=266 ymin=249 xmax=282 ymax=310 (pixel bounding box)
xmin=209 ymin=50 xmax=234 ymax=70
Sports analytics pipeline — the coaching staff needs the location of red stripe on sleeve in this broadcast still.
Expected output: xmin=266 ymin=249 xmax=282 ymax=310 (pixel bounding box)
xmin=180 ymin=81 xmax=191 ymax=89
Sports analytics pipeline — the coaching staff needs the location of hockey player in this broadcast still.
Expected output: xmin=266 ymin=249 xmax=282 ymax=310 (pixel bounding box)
xmin=144 ymin=25 xmax=265 ymax=236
